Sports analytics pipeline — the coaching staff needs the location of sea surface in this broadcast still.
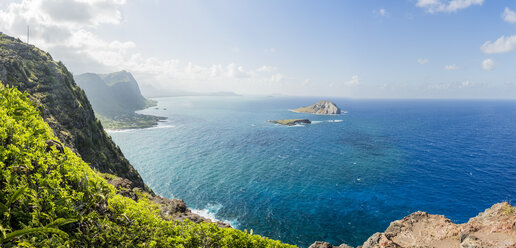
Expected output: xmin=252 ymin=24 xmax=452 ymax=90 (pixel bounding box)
xmin=108 ymin=96 xmax=516 ymax=247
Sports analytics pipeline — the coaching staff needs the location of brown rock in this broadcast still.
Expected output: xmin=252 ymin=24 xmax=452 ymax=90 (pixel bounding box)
xmin=355 ymin=202 xmax=515 ymax=248
xmin=309 ymin=241 xmax=353 ymax=248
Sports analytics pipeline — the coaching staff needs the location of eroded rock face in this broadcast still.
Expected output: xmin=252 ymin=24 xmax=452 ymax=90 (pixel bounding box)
xmin=310 ymin=202 xmax=516 ymax=248
xmin=291 ymin=100 xmax=341 ymax=115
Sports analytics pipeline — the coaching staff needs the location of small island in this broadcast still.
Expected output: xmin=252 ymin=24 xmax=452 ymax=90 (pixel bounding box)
xmin=291 ymin=100 xmax=341 ymax=115
xmin=268 ymin=119 xmax=311 ymax=126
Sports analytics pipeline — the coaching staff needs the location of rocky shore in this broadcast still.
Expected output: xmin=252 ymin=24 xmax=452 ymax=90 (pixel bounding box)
xmin=310 ymin=202 xmax=516 ymax=248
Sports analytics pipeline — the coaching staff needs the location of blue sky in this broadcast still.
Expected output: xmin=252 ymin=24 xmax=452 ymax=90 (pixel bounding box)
xmin=1 ymin=0 xmax=516 ymax=98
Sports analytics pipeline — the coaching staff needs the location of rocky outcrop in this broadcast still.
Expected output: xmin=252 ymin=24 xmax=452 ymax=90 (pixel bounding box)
xmin=291 ymin=100 xmax=341 ymax=115
xmin=309 ymin=241 xmax=352 ymax=248
xmin=154 ymin=196 xmax=231 ymax=228
xmin=311 ymin=202 xmax=516 ymax=248
xmin=269 ymin=119 xmax=311 ymax=126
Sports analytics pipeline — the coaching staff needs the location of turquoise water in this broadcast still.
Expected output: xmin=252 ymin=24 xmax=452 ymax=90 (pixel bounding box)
xmin=108 ymin=96 xmax=516 ymax=247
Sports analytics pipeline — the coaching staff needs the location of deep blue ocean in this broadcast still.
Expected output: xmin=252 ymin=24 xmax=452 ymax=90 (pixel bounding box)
xmin=108 ymin=96 xmax=516 ymax=247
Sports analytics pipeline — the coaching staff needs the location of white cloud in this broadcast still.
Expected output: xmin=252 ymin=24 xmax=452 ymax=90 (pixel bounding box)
xmin=257 ymin=65 xmax=277 ymax=73
xmin=270 ymin=74 xmax=284 ymax=82
xmin=481 ymin=35 xmax=516 ymax=54
xmin=427 ymin=83 xmax=451 ymax=89
xmin=444 ymin=64 xmax=458 ymax=70
xmin=345 ymin=75 xmax=360 ymax=86
xmin=417 ymin=58 xmax=429 ymax=64
xmin=416 ymin=0 xmax=483 ymax=13
xmin=482 ymin=58 xmax=494 ymax=71
xmin=264 ymin=48 xmax=276 ymax=53
xmin=0 ymin=0 xmax=285 ymax=94
xmin=374 ymin=8 xmax=388 ymax=17
xmin=502 ymin=7 xmax=516 ymax=23
xmin=428 ymin=80 xmax=473 ymax=90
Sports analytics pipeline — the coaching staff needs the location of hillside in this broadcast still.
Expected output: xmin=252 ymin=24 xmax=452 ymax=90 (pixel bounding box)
xmin=0 ymin=33 xmax=146 ymax=189
xmin=0 ymin=83 xmax=294 ymax=247
xmin=75 ymin=71 xmax=164 ymax=129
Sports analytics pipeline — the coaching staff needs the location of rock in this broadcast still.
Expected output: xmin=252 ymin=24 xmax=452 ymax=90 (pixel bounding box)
xmin=268 ymin=119 xmax=311 ymax=126
xmin=309 ymin=241 xmax=334 ymax=248
xmin=309 ymin=241 xmax=353 ymax=248
xmin=460 ymin=235 xmax=483 ymax=248
xmin=45 ymin=139 xmax=64 ymax=153
xmin=152 ymin=195 xmax=188 ymax=216
xmin=291 ymin=100 xmax=341 ymax=115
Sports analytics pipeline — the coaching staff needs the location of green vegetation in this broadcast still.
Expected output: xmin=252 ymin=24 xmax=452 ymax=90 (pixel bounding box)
xmin=0 ymin=83 xmax=295 ymax=247
xmin=502 ymin=203 xmax=516 ymax=215
xmin=96 ymin=114 xmax=165 ymax=130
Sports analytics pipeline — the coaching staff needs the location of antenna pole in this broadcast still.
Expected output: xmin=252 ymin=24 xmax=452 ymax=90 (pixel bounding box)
xmin=27 ymin=25 xmax=29 ymax=44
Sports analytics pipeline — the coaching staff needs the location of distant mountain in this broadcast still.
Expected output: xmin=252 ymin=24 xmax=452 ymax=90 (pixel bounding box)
xmin=139 ymin=83 xmax=239 ymax=98
xmin=75 ymin=71 xmax=153 ymax=118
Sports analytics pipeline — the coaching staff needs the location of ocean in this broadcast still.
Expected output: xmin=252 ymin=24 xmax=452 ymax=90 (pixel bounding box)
xmin=107 ymin=96 xmax=516 ymax=247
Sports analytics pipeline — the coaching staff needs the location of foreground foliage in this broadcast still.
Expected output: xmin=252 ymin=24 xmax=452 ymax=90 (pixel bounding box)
xmin=0 ymin=83 xmax=295 ymax=247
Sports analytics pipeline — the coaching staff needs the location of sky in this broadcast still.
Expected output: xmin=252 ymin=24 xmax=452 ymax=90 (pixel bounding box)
xmin=1 ymin=0 xmax=516 ymax=98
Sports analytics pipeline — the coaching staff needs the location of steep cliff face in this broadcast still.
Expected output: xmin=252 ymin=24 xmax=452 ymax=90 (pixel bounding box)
xmin=74 ymin=71 xmax=152 ymax=117
xmin=0 ymin=33 xmax=147 ymax=190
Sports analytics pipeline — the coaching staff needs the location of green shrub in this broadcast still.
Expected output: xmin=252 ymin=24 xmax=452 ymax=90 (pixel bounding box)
xmin=0 ymin=83 xmax=295 ymax=248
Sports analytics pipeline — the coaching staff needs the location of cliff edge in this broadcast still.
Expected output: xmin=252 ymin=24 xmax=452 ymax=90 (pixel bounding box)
xmin=310 ymin=202 xmax=516 ymax=248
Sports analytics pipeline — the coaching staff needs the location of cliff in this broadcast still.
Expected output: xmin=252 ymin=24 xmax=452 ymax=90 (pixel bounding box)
xmin=291 ymin=100 xmax=341 ymax=115
xmin=310 ymin=202 xmax=516 ymax=248
xmin=0 ymin=33 xmax=148 ymax=190
xmin=74 ymin=71 xmax=154 ymax=117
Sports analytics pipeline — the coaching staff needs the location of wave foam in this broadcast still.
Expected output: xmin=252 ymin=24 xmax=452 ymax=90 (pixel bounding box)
xmin=328 ymin=120 xmax=343 ymax=123
xmin=191 ymin=203 xmax=239 ymax=228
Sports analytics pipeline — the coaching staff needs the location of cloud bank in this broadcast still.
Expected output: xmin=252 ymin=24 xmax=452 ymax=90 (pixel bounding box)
xmin=0 ymin=0 xmax=285 ymax=94
xmin=416 ymin=0 xmax=483 ymax=13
